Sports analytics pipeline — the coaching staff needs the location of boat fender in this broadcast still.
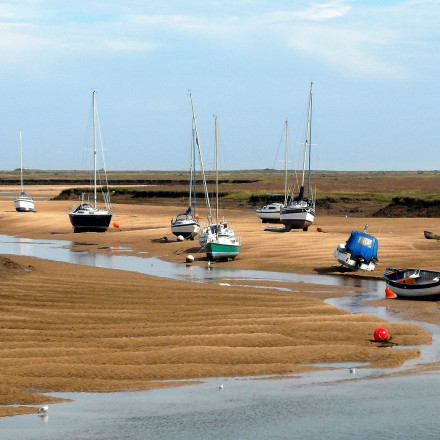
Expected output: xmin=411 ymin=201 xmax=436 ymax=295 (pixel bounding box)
xmin=385 ymin=286 xmax=396 ymax=298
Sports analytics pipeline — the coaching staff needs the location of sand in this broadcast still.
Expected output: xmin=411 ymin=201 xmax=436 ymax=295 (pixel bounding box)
xmin=1 ymin=186 xmax=440 ymax=417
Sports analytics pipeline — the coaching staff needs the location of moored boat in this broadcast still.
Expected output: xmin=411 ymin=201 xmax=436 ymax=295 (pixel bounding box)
xmin=203 ymin=221 xmax=241 ymax=260
xmin=199 ymin=115 xmax=241 ymax=261
xmin=424 ymin=230 xmax=440 ymax=240
xmin=256 ymin=120 xmax=290 ymax=224
xmin=171 ymin=100 xmax=200 ymax=240
xmin=14 ymin=131 xmax=35 ymax=212
xmin=171 ymin=211 xmax=200 ymax=239
xmin=69 ymin=91 xmax=112 ymax=233
xmin=334 ymin=229 xmax=379 ymax=271
xmin=384 ymin=268 xmax=440 ymax=299
xmin=280 ymin=83 xmax=316 ymax=231
xmin=256 ymin=202 xmax=284 ymax=223
xmin=69 ymin=202 xmax=112 ymax=233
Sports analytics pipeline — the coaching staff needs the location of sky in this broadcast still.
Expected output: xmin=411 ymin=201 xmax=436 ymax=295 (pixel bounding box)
xmin=0 ymin=0 xmax=439 ymax=172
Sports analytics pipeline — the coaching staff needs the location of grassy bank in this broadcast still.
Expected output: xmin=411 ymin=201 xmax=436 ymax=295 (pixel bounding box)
xmin=36 ymin=169 xmax=440 ymax=216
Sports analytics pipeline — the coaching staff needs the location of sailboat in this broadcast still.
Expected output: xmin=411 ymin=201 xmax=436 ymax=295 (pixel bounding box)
xmin=280 ymin=82 xmax=316 ymax=231
xmin=200 ymin=116 xmax=241 ymax=261
xmin=14 ymin=131 xmax=35 ymax=212
xmin=170 ymin=100 xmax=201 ymax=240
xmin=69 ymin=91 xmax=112 ymax=233
xmin=255 ymin=120 xmax=289 ymax=223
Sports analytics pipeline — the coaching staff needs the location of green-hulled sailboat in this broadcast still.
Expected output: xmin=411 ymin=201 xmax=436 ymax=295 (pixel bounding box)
xmin=202 ymin=116 xmax=241 ymax=261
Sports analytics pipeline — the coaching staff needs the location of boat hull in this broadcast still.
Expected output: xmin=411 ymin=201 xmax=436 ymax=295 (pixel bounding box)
xmin=255 ymin=203 xmax=283 ymax=223
xmin=14 ymin=196 xmax=34 ymax=212
xmin=205 ymin=242 xmax=241 ymax=261
xmin=280 ymin=205 xmax=315 ymax=230
xmin=198 ymin=222 xmax=236 ymax=248
xmin=424 ymin=230 xmax=440 ymax=240
xmin=384 ymin=268 xmax=440 ymax=299
xmin=334 ymin=245 xmax=376 ymax=271
xmin=69 ymin=212 xmax=112 ymax=233
xmin=171 ymin=216 xmax=200 ymax=239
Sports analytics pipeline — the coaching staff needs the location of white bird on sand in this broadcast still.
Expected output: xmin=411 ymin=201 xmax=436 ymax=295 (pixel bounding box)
xmin=349 ymin=368 xmax=356 ymax=374
xmin=38 ymin=405 xmax=49 ymax=413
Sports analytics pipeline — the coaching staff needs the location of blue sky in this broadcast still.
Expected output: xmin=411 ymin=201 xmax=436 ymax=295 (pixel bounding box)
xmin=0 ymin=0 xmax=439 ymax=171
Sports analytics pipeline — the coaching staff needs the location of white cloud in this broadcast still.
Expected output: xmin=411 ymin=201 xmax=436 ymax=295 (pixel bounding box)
xmin=0 ymin=0 xmax=437 ymax=81
xmin=130 ymin=14 xmax=190 ymax=27
xmin=265 ymin=1 xmax=351 ymax=22
xmin=0 ymin=7 xmax=14 ymax=19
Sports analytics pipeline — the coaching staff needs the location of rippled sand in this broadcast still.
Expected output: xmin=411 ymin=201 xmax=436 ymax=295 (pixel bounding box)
xmin=1 ymin=189 xmax=439 ymax=416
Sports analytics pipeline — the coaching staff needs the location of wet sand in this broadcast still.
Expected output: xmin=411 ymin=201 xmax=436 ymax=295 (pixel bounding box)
xmin=1 ymin=187 xmax=440 ymax=416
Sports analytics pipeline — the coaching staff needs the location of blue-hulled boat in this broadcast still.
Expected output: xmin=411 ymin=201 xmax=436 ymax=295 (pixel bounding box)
xmin=334 ymin=230 xmax=379 ymax=271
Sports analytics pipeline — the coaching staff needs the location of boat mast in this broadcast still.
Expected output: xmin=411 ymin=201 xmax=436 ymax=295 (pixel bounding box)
xmin=188 ymin=130 xmax=194 ymax=211
xmin=214 ymin=115 xmax=219 ymax=235
xmin=92 ymin=91 xmax=97 ymax=209
xmin=192 ymin=130 xmax=197 ymax=214
xmin=307 ymin=82 xmax=313 ymax=200
xmin=297 ymin=82 xmax=313 ymax=201
xmin=189 ymin=92 xmax=212 ymax=223
xmin=19 ymin=131 xmax=24 ymax=196
xmin=284 ymin=120 xmax=288 ymax=205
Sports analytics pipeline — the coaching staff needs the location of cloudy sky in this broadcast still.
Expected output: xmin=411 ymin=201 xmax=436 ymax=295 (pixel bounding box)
xmin=0 ymin=0 xmax=438 ymax=172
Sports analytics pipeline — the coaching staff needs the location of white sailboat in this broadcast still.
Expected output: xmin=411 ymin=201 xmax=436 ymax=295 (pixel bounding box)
xmin=255 ymin=120 xmax=289 ymax=223
xmin=186 ymin=93 xmax=212 ymax=248
xmin=14 ymin=131 xmax=35 ymax=212
xmin=171 ymin=97 xmax=201 ymax=240
xmin=200 ymin=116 xmax=241 ymax=261
xmin=280 ymin=82 xmax=316 ymax=231
xmin=69 ymin=91 xmax=113 ymax=233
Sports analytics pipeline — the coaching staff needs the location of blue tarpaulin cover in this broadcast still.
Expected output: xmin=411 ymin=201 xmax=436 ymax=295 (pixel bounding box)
xmin=345 ymin=231 xmax=378 ymax=263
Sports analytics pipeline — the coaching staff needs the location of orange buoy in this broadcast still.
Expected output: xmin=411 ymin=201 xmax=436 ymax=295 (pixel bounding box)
xmin=113 ymin=222 xmax=120 ymax=228
xmin=385 ymin=286 xmax=396 ymax=298
xmin=374 ymin=327 xmax=389 ymax=342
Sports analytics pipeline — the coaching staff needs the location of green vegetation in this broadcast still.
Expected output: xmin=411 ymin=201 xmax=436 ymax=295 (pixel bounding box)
xmin=3 ymin=169 xmax=440 ymax=215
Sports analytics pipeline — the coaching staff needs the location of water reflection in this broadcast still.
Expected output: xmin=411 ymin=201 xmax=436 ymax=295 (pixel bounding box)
xmin=0 ymin=235 xmax=377 ymax=288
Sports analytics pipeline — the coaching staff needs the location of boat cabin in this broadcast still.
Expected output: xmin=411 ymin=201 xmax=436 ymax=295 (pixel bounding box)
xmin=345 ymin=231 xmax=378 ymax=264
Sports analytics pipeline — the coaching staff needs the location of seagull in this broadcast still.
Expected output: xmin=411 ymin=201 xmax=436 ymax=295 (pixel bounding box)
xmin=38 ymin=405 xmax=49 ymax=413
xmin=218 ymin=384 xmax=223 ymax=390
xmin=349 ymin=368 xmax=356 ymax=374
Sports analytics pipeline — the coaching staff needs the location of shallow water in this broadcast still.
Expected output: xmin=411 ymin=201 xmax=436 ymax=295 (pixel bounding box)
xmin=2 ymin=373 xmax=440 ymax=440
xmin=0 ymin=234 xmax=356 ymax=286
xmin=1 ymin=234 xmax=440 ymax=439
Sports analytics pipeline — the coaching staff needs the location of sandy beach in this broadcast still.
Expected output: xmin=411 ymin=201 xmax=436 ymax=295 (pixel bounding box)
xmin=1 ymin=186 xmax=440 ymax=417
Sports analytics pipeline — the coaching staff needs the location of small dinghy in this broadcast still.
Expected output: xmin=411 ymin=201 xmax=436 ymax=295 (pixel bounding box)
xmin=384 ymin=268 xmax=440 ymax=299
xmin=424 ymin=230 xmax=440 ymax=240
xmin=334 ymin=229 xmax=378 ymax=271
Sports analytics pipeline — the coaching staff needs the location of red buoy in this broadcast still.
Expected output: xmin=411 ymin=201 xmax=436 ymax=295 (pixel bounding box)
xmin=374 ymin=327 xmax=389 ymax=342
xmin=385 ymin=286 xmax=396 ymax=298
